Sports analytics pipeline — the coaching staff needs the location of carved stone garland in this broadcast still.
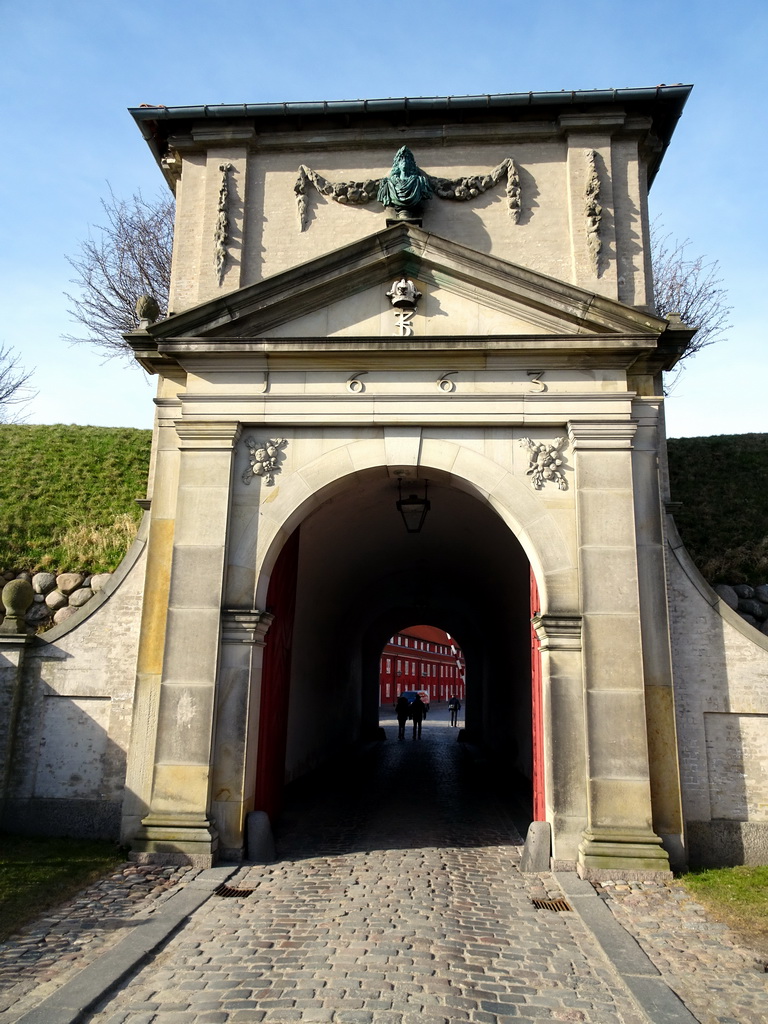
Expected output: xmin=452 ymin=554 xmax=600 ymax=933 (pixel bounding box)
xmin=294 ymin=158 xmax=521 ymax=231
xmin=520 ymin=437 xmax=568 ymax=491
xmin=242 ymin=437 xmax=287 ymax=486
xmin=214 ymin=162 xmax=234 ymax=283
xmin=584 ymin=151 xmax=602 ymax=274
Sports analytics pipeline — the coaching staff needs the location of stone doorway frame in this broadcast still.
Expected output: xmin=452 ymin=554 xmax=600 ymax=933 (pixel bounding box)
xmin=212 ymin=435 xmax=666 ymax=874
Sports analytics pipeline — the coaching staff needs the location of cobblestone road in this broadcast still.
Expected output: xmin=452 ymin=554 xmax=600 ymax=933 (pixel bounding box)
xmin=85 ymin=709 xmax=649 ymax=1024
xmin=594 ymin=879 xmax=768 ymax=1024
xmin=2 ymin=707 xmax=767 ymax=1023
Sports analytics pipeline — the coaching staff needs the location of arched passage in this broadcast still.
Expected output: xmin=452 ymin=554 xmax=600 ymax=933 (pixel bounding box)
xmin=377 ymin=624 xmax=465 ymax=708
xmin=252 ymin=465 xmax=537 ymax=822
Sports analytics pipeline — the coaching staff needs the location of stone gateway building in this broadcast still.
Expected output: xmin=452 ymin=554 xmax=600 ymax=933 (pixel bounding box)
xmin=3 ymin=87 xmax=768 ymax=876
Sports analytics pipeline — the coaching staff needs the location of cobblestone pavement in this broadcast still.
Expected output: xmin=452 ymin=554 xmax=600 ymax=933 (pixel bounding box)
xmin=0 ymin=863 xmax=199 ymax=1018
xmin=592 ymin=880 xmax=768 ymax=1024
xmin=3 ymin=707 xmax=767 ymax=1023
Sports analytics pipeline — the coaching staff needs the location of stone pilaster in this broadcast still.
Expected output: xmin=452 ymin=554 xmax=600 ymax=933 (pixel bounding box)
xmin=122 ymin=387 xmax=182 ymax=844
xmin=169 ymin=133 xmax=252 ymax=312
xmin=568 ymin=420 xmax=671 ymax=879
xmin=0 ymin=634 xmax=32 ymax=820
xmin=132 ymin=420 xmax=242 ymax=865
xmin=532 ymin=614 xmax=586 ymax=865
xmin=611 ymin=134 xmax=654 ymax=308
xmin=632 ymin=396 xmax=686 ymax=869
xmin=211 ymin=608 xmax=274 ymax=860
xmin=562 ymin=119 xmax=620 ymax=298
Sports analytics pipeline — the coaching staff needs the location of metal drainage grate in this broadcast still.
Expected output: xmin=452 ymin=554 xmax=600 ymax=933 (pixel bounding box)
xmin=214 ymin=884 xmax=256 ymax=899
xmin=531 ymin=897 xmax=572 ymax=912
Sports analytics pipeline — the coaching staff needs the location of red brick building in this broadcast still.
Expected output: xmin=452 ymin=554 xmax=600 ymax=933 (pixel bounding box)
xmin=379 ymin=625 xmax=465 ymax=706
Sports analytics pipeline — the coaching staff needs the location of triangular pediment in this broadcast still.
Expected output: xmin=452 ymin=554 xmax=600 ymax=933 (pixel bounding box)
xmin=129 ymin=224 xmax=689 ymax=368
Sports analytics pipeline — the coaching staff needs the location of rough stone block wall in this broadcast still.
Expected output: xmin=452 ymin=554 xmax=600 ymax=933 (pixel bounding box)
xmin=668 ymin=520 xmax=768 ymax=866
xmin=1 ymin=527 xmax=147 ymax=839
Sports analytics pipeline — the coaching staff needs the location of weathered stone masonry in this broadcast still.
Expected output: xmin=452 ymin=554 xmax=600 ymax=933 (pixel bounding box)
xmin=2 ymin=87 xmax=768 ymax=874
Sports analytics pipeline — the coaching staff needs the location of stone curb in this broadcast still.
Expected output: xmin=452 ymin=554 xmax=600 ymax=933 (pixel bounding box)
xmin=13 ymin=865 xmax=238 ymax=1024
xmin=556 ymin=872 xmax=700 ymax=1024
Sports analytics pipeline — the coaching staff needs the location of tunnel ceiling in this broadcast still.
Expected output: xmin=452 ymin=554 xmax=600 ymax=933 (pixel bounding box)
xmin=295 ymin=468 xmax=531 ymax=645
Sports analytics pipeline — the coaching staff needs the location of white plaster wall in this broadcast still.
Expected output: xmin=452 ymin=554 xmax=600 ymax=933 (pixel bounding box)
xmin=667 ymin=519 xmax=768 ymax=864
xmin=3 ymin=526 xmax=148 ymax=838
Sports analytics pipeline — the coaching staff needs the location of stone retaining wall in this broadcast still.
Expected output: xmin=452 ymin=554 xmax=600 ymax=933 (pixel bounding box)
xmin=0 ymin=523 xmax=147 ymax=841
xmin=715 ymin=583 xmax=768 ymax=636
xmin=0 ymin=570 xmax=113 ymax=632
xmin=667 ymin=519 xmax=768 ymax=867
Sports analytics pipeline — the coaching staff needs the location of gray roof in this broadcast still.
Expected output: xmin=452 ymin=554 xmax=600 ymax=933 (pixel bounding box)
xmin=130 ymin=85 xmax=692 ymax=187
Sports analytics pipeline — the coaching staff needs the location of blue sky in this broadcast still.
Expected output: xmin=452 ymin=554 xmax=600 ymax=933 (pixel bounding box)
xmin=1 ymin=0 xmax=766 ymax=437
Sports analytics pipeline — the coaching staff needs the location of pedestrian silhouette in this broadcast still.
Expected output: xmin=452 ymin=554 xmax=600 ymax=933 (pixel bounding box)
xmin=395 ymin=694 xmax=410 ymax=739
xmin=448 ymin=695 xmax=461 ymax=727
xmin=410 ymin=694 xmax=426 ymax=738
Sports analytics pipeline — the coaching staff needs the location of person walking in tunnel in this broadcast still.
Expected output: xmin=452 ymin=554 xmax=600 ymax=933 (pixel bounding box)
xmin=395 ymin=694 xmax=410 ymax=740
xmin=410 ymin=693 xmax=426 ymax=738
xmin=448 ymin=695 xmax=461 ymax=727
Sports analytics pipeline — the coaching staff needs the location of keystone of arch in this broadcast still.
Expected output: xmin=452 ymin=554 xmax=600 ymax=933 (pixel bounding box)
xmin=253 ymin=436 xmax=576 ymax=613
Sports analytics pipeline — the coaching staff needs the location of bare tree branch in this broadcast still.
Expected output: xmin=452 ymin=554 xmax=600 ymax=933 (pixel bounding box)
xmin=63 ymin=191 xmax=730 ymax=384
xmin=0 ymin=344 xmax=36 ymax=423
xmin=64 ymin=186 xmax=174 ymax=359
xmin=651 ymin=219 xmax=732 ymax=371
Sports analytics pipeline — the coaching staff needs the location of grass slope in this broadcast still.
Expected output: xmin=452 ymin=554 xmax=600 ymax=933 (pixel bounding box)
xmin=0 ymin=426 xmax=765 ymax=583
xmin=667 ymin=433 xmax=768 ymax=584
xmin=0 ymin=424 xmax=151 ymax=574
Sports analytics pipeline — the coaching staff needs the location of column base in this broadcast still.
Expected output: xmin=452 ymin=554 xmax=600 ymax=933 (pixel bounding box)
xmin=577 ymin=827 xmax=672 ymax=881
xmin=130 ymin=814 xmax=219 ymax=867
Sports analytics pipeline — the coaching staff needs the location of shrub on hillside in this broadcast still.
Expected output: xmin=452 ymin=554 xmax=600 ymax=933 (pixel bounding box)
xmin=667 ymin=433 xmax=768 ymax=585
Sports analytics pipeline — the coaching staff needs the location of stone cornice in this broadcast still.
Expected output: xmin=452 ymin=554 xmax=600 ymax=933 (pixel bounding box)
xmin=162 ymin=114 xmax=656 ymax=156
xmin=189 ymin=127 xmax=256 ymax=145
xmin=221 ymin=609 xmax=274 ymax=645
xmin=568 ymin=421 xmax=638 ymax=449
xmin=0 ymin=634 xmax=33 ymax=650
xmin=532 ymin=614 xmax=582 ymax=650
xmin=131 ymin=87 xmax=691 ymax=189
xmin=133 ymin=330 xmax=695 ymax=378
xmin=558 ymin=113 xmax=630 ymax=134
xmin=171 ymin=121 xmax=560 ymax=154
xmin=174 ymin=420 xmax=243 ymax=450
xmin=128 ymin=224 xmax=670 ymax=348
xmin=155 ymin=335 xmax=673 ymax=358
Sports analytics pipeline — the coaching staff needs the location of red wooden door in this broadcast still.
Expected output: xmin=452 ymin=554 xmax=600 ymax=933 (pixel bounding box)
xmin=530 ymin=567 xmax=545 ymax=821
xmin=254 ymin=528 xmax=300 ymax=821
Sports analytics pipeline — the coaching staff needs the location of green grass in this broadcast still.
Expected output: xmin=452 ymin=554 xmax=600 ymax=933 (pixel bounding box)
xmin=681 ymin=865 xmax=768 ymax=957
xmin=0 ymin=424 xmax=151 ymax=573
xmin=0 ymin=834 xmax=125 ymax=941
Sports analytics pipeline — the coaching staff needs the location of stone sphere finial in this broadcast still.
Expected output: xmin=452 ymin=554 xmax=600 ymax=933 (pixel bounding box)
xmin=136 ymin=294 xmax=160 ymax=326
xmin=1 ymin=578 xmax=34 ymax=634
